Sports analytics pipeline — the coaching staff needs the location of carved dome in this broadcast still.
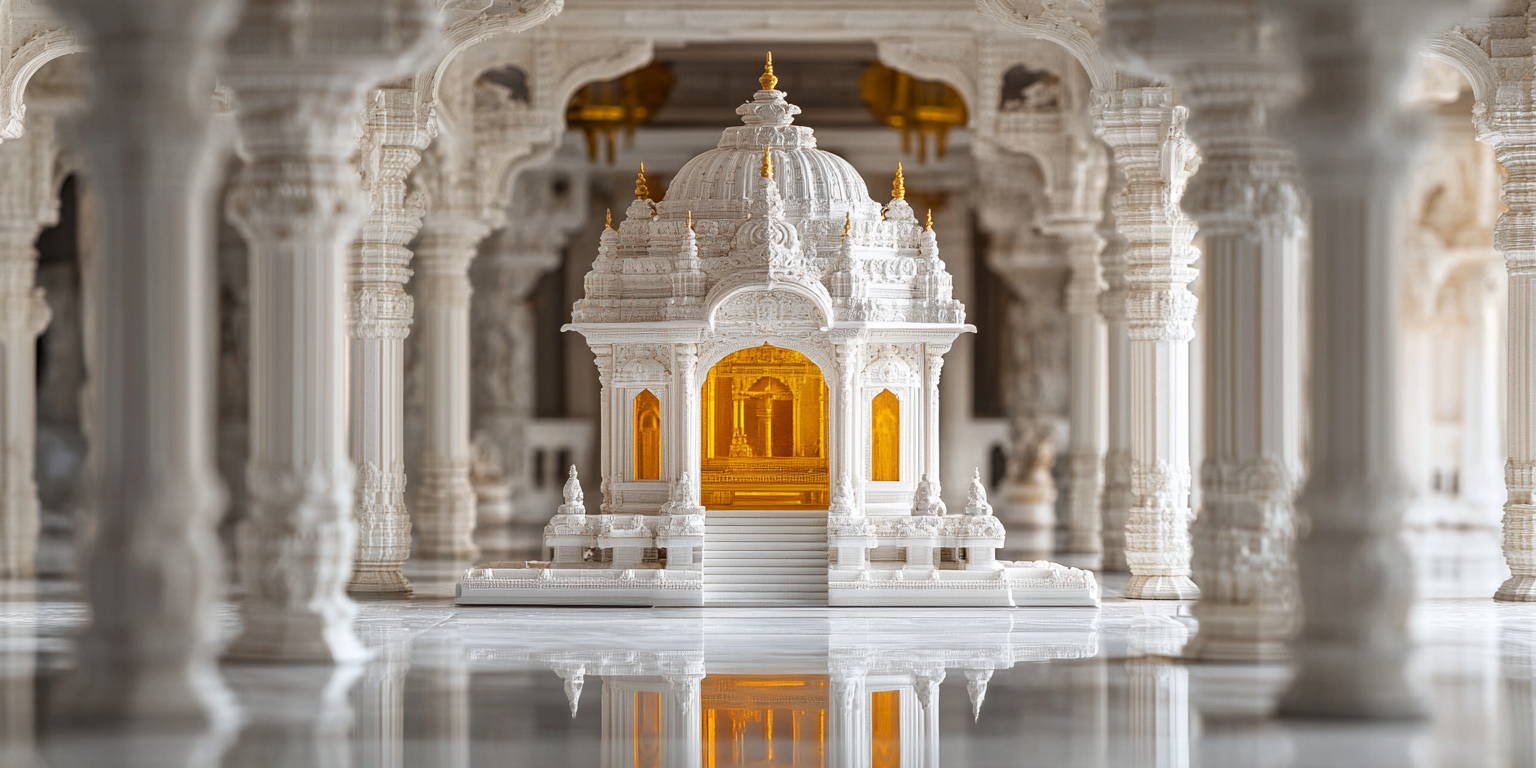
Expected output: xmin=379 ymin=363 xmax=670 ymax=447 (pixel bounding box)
xmin=657 ymin=74 xmax=883 ymax=223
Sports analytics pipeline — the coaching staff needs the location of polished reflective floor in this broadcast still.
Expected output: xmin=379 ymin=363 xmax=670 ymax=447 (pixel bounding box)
xmin=3 ymin=548 xmax=1534 ymax=768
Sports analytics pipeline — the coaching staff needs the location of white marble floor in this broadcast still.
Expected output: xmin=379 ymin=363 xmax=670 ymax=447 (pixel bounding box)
xmin=3 ymin=551 xmax=1534 ymax=768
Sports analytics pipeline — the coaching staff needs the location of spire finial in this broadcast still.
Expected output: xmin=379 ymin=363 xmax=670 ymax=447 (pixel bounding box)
xmin=892 ymin=162 xmax=906 ymax=200
xmin=925 ymin=209 xmax=933 ymax=231
xmin=605 ymin=208 xmax=613 ymax=231
xmin=760 ymin=51 xmax=778 ymax=90
xmin=686 ymin=209 xmax=694 ymax=232
xmin=635 ymin=162 xmax=650 ymax=200
xmin=760 ymin=145 xmax=773 ymax=179
xmin=843 ymin=212 xmax=852 ymax=237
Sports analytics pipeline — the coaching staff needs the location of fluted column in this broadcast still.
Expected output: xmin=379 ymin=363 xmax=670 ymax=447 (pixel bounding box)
xmin=222 ymin=0 xmax=437 ymax=661
xmin=41 ymin=0 xmax=235 ymax=723
xmin=349 ymin=86 xmax=433 ymax=594
xmin=0 ymin=115 xmax=57 ymax=578
xmin=1272 ymin=0 xmax=1477 ymax=717
xmin=831 ymin=334 xmax=864 ymax=503
xmin=923 ymin=343 xmax=948 ymax=484
xmin=1108 ymin=0 xmax=1306 ymax=660
xmin=1059 ymin=225 xmax=1107 ymax=555
xmin=414 ymin=211 xmax=491 ymax=559
xmin=1100 ymin=198 xmax=1133 ymax=571
xmin=1093 ymin=82 xmax=1202 ymax=599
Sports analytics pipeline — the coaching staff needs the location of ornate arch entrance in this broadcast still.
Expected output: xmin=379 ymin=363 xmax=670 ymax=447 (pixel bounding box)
xmin=700 ymin=344 xmax=829 ymax=509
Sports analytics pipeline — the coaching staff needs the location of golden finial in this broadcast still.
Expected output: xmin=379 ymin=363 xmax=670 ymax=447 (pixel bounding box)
xmin=686 ymin=210 xmax=694 ymax=232
xmin=843 ymin=212 xmax=852 ymax=237
xmin=635 ymin=162 xmax=650 ymax=200
xmin=760 ymin=145 xmax=774 ymax=179
xmin=760 ymin=51 xmax=778 ymax=91
xmin=892 ymin=162 xmax=906 ymax=200
xmin=605 ymin=208 xmax=613 ymax=231
xmin=925 ymin=209 xmax=933 ymax=231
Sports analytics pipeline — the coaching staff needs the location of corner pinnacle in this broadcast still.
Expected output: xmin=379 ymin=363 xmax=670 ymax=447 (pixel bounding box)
xmin=686 ymin=209 xmax=694 ymax=232
xmin=925 ymin=209 xmax=933 ymax=231
xmin=760 ymin=51 xmax=778 ymax=91
xmin=635 ymin=162 xmax=650 ymax=200
xmin=605 ymin=208 xmax=613 ymax=231
xmin=892 ymin=162 xmax=905 ymax=200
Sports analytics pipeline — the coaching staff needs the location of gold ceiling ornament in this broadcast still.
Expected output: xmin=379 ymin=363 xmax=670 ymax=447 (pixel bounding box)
xmin=635 ymin=162 xmax=650 ymax=200
xmin=760 ymin=51 xmax=778 ymax=91
xmin=859 ymin=63 xmax=968 ymax=163
xmin=760 ymin=145 xmax=774 ymax=179
xmin=891 ymin=162 xmax=905 ymax=200
xmin=566 ymin=62 xmax=675 ymax=166
xmin=842 ymin=212 xmax=852 ymax=237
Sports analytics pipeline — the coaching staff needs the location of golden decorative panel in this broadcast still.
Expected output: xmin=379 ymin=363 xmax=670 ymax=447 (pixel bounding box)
xmin=700 ymin=345 xmax=829 ymax=510
xmin=870 ymin=690 xmax=901 ymax=768
xmin=702 ymin=675 xmax=828 ymax=768
xmin=634 ymin=389 xmax=662 ymax=481
xmin=871 ymin=389 xmax=900 ymax=482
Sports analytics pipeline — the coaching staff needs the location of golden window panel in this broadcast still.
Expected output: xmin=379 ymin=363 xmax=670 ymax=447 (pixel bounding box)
xmin=871 ymin=389 xmax=900 ymax=482
xmin=634 ymin=389 xmax=662 ymax=481
xmin=633 ymin=690 xmax=663 ymax=768
xmin=701 ymin=675 xmax=828 ymax=768
xmin=700 ymin=345 xmax=829 ymax=510
xmin=870 ymin=690 xmax=901 ymax=768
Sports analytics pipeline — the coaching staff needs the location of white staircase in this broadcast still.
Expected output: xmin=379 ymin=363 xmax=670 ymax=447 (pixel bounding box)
xmin=704 ymin=510 xmax=829 ymax=606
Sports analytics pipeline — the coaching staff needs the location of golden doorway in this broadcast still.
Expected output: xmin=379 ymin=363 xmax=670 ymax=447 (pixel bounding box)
xmin=700 ymin=345 xmax=829 ymax=510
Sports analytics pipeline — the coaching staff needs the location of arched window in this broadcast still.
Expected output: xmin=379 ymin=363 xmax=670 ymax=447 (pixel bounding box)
xmin=871 ymin=389 xmax=900 ymax=482
xmin=634 ymin=389 xmax=661 ymax=480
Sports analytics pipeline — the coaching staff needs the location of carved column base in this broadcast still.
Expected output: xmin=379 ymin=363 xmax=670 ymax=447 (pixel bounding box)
xmin=1124 ymin=503 xmax=1199 ymax=600
xmin=414 ymin=455 xmax=479 ymax=560
xmin=224 ymin=603 xmax=367 ymax=664
xmin=351 ymin=463 xmax=411 ymax=594
xmin=1184 ymin=603 xmax=1292 ymax=664
xmin=1497 ymin=502 xmax=1536 ymax=601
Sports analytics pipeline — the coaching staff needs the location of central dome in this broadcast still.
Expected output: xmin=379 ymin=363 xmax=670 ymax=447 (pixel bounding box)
xmin=658 ymin=57 xmax=882 ymax=223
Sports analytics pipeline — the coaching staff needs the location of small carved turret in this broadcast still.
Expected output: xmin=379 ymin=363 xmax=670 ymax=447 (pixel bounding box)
xmin=911 ymin=473 xmax=947 ymax=517
xmin=964 ymin=467 xmax=994 ymax=517
xmin=558 ymin=465 xmax=586 ymax=516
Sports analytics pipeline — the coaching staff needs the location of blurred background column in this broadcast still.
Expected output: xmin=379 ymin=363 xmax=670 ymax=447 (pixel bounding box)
xmin=41 ymin=0 xmax=234 ymax=723
xmin=1271 ymin=0 xmax=1487 ymax=717
xmin=221 ymin=0 xmax=438 ymax=661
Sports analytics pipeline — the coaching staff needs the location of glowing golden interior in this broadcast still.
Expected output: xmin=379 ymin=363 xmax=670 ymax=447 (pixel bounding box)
xmin=871 ymin=389 xmax=900 ymax=482
xmin=634 ymin=690 xmax=664 ymax=768
xmin=702 ymin=675 xmax=828 ymax=768
xmin=870 ymin=690 xmax=901 ymax=768
xmin=700 ymin=345 xmax=829 ymax=509
xmin=634 ymin=389 xmax=662 ymax=480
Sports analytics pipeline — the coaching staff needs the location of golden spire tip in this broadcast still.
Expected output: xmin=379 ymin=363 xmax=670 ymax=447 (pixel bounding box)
xmin=605 ymin=208 xmax=613 ymax=230
xmin=843 ymin=212 xmax=852 ymax=237
xmin=760 ymin=145 xmax=774 ymax=179
xmin=892 ymin=161 xmax=905 ymax=200
xmin=686 ymin=209 xmax=694 ymax=231
xmin=760 ymin=51 xmax=778 ymax=91
xmin=925 ymin=209 xmax=933 ymax=231
xmin=635 ymin=162 xmax=650 ymax=200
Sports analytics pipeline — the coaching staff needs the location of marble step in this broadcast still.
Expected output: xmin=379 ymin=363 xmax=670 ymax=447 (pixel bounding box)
xmin=705 ymin=574 xmax=826 ymax=585
xmin=703 ymin=541 xmax=827 ymax=552
xmin=705 ymin=533 xmax=827 ymax=543
xmin=703 ymin=558 xmax=827 ymax=568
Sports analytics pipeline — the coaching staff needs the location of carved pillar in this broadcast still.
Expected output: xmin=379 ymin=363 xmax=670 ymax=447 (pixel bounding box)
xmin=993 ymin=264 xmax=1067 ymax=554
xmin=674 ymin=344 xmax=700 ymax=485
xmin=1059 ymin=224 xmax=1107 ymax=555
xmin=594 ymin=344 xmax=614 ymax=513
xmin=470 ymin=227 xmax=561 ymax=527
xmin=41 ymin=0 xmax=234 ymax=722
xmin=923 ymin=343 xmax=948 ymax=485
xmin=1099 ymin=183 xmax=1134 ymax=571
xmin=413 ymin=210 xmax=492 ymax=559
xmin=1272 ymin=0 xmax=1477 ymax=717
xmin=348 ymin=85 xmax=433 ymax=594
xmin=1092 ymin=81 xmax=1202 ymax=599
xmin=826 ymin=670 xmax=866 ymax=768
xmin=831 ymin=335 xmax=863 ymax=504
xmin=222 ymin=0 xmax=437 ymax=661
xmin=0 ymin=114 xmax=57 ymax=577
xmin=1108 ymin=0 xmax=1306 ymax=660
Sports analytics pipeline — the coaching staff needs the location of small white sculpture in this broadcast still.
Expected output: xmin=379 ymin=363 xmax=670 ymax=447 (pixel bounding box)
xmin=911 ymin=473 xmax=947 ymax=517
xmin=828 ymin=471 xmax=861 ymax=517
xmin=660 ymin=471 xmax=704 ymax=516
xmin=557 ymin=465 xmax=586 ymax=516
xmin=964 ymin=467 xmax=994 ymax=517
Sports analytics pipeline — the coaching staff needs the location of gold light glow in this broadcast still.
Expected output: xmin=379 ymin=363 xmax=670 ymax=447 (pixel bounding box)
xmin=700 ymin=345 xmax=829 ymax=510
xmin=566 ymin=63 xmax=675 ymax=165
xmin=871 ymin=389 xmax=900 ymax=482
xmin=702 ymin=675 xmax=827 ymax=768
xmin=635 ymin=691 xmax=663 ymax=768
xmin=634 ymin=389 xmax=662 ymax=481
xmin=870 ymin=691 xmax=901 ymax=768
xmin=859 ymin=63 xmax=968 ymax=163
